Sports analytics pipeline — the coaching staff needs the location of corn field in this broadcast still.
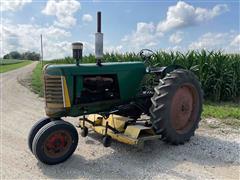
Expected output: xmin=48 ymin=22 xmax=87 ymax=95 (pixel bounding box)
xmin=50 ymin=50 xmax=240 ymax=102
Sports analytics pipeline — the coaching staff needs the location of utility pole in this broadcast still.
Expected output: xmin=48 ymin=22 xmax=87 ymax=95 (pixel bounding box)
xmin=40 ymin=34 xmax=43 ymax=68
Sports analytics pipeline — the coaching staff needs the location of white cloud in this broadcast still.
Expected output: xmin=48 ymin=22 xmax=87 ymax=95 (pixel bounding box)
xmin=230 ymin=34 xmax=240 ymax=47
xmin=0 ymin=0 xmax=32 ymax=11
xmin=30 ymin=17 xmax=35 ymax=22
xmin=169 ymin=31 xmax=183 ymax=44
xmin=120 ymin=1 xmax=229 ymax=52
xmin=82 ymin=14 xmax=93 ymax=23
xmin=82 ymin=41 xmax=94 ymax=55
xmin=164 ymin=45 xmax=186 ymax=52
xmin=122 ymin=22 xmax=163 ymax=51
xmin=105 ymin=45 xmax=123 ymax=53
xmin=189 ymin=32 xmax=239 ymax=53
xmin=1 ymin=20 xmax=72 ymax=59
xmin=157 ymin=1 xmax=229 ymax=32
xmin=42 ymin=0 xmax=81 ymax=28
xmin=189 ymin=32 xmax=227 ymax=50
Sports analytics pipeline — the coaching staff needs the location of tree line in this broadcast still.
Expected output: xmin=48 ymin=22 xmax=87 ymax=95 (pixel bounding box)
xmin=3 ymin=51 xmax=40 ymax=61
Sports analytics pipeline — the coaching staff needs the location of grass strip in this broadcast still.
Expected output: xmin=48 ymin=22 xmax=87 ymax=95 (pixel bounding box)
xmin=0 ymin=61 xmax=32 ymax=73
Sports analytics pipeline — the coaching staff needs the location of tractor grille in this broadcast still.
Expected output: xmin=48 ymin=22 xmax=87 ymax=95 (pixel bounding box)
xmin=44 ymin=75 xmax=64 ymax=106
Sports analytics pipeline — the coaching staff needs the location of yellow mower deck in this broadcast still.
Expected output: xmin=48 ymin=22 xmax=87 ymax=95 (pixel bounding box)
xmin=79 ymin=114 xmax=161 ymax=147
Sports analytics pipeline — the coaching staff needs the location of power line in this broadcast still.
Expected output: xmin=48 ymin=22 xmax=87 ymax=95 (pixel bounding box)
xmin=40 ymin=34 xmax=43 ymax=68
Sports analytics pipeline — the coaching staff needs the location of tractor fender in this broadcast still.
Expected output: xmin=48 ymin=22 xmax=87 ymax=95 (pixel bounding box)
xmin=160 ymin=65 xmax=185 ymax=78
xmin=147 ymin=64 xmax=185 ymax=78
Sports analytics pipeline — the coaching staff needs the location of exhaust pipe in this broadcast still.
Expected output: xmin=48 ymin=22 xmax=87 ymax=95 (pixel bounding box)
xmin=95 ymin=11 xmax=103 ymax=66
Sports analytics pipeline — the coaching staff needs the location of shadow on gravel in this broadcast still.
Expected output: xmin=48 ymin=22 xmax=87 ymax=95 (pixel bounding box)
xmin=38 ymin=133 xmax=239 ymax=179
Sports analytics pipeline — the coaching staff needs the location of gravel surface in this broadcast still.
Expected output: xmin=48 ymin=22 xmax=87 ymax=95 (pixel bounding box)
xmin=1 ymin=63 xmax=239 ymax=179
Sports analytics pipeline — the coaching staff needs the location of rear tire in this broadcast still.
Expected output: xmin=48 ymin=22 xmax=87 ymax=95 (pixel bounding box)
xmin=32 ymin=120 xmax=78 ymax=165
xmin=149 ymin=69 xmax=203 ymax=145
xmin=28 ymin=117 xmax=51 ymax=152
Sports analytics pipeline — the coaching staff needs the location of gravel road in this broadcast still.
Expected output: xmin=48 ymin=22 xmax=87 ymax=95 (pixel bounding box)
xmin=1 ymin=63 xmax=239 ymax=179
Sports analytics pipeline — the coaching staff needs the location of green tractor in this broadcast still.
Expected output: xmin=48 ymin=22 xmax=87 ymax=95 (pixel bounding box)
xmin=28 ymin=12 xmax=203 ymax=165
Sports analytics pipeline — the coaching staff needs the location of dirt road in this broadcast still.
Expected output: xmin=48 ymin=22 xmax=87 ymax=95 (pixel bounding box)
xmin=0 ymin=63 xmax=239 ymax=179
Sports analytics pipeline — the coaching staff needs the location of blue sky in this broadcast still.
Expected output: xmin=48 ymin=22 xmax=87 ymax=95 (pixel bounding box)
xmin=1 ymin=0 xmax=239 ymax=59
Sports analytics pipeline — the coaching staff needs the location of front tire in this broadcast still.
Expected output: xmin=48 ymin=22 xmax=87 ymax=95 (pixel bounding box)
xmin=150 ymin=69 xmax=203 ymax=145
xmin=32 ymin=120 xmax=78 ymax=165
xmin=28 ymin=117 xmax=51 ymax=152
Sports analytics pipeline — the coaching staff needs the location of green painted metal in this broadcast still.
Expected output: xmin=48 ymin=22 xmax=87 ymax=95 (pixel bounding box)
xmin=45 ymin=62 xmax=147 ymax=117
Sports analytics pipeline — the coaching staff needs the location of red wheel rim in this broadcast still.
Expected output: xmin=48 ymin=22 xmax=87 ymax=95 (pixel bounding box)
xmin=170 ymin=83 xmax=199 ymax=134
xmin=44 ymin=130 xmax=72 ymax=158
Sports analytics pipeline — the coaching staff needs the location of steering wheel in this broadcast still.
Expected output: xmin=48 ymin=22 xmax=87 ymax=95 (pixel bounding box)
xmin=139 ymin=49 xmax=156 ymax=63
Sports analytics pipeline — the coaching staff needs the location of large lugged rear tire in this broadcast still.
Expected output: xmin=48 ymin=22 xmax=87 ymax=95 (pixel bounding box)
xmin=149 ymin=69 xmax=203 ymax=145
xmin=32 ymin=120 xmax=78 ymax=165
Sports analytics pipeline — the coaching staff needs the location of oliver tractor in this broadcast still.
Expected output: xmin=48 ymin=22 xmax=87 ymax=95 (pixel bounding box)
xmin=28 ymin=12 xmax=203 ymax=165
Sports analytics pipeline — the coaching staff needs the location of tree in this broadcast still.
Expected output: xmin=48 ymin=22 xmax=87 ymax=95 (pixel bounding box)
xmin=3 ymin=54 xmax=10 ymax=59
xmin=21 ymin=51 xmax=40 ymax=61
xmin=3 ymin=51 xmax=40 ymax=61
xmin=9 ymin=51 xmax=21 ymax=59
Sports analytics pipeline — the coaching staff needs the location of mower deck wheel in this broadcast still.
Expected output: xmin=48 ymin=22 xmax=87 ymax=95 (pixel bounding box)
xmin=81 ymin=127 xmax=88 ymax=137
xmin=103 ymin=135 xmax=112 ymax=147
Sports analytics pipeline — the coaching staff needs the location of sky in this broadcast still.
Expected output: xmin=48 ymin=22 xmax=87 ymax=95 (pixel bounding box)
xmin=0 ymin=0 xmax=239 ymax=60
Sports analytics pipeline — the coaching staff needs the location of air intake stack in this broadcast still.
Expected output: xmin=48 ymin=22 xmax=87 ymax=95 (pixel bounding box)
xmin=95 ymin=11 xmax=103 ymax=66
xmin=72 ymin=42 xmax=83 ymax=66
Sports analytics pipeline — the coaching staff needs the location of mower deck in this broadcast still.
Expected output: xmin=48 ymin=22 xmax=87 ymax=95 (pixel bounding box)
xmin=79 ymin=114 xmax=161 ymax=147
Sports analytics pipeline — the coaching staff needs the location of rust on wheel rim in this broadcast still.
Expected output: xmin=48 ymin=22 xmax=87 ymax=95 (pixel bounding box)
xmin=44 ymin=130 xmax=72 ymax=158
xmin=170 ymin=83 xmax=199 ymax=134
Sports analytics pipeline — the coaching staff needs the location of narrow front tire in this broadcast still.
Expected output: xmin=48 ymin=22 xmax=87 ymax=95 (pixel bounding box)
xmin=32 ymin=120 xmax=78 ymax=165
xmin=28 ymin=117 xmax=51 ymax=152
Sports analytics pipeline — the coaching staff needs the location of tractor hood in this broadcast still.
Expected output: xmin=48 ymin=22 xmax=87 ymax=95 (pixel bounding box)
xmin=44 ymin=61 xmax=146 ymax=76
xmin=43 ymin=61 xmax=147 ymax=118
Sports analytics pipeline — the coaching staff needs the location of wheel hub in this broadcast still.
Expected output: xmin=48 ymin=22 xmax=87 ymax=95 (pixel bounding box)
xmin=170 ymin=83 xmax=198 ymax=133
xmin=44 ymin=130 xmax=72 ymax=158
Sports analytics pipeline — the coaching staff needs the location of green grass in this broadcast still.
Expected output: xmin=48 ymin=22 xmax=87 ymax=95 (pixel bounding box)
xmin=203 ymin=102 xmax=240 ymax=119
xmin=203 ymin=102 xmax=240 ymax=128
xmin=31 ymin=63 xmax=44 ymax=96
xmin=0 ymin=59 xmax=24 ymax=65
xmin=0 ymin=60 xmax=32 ymax=73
